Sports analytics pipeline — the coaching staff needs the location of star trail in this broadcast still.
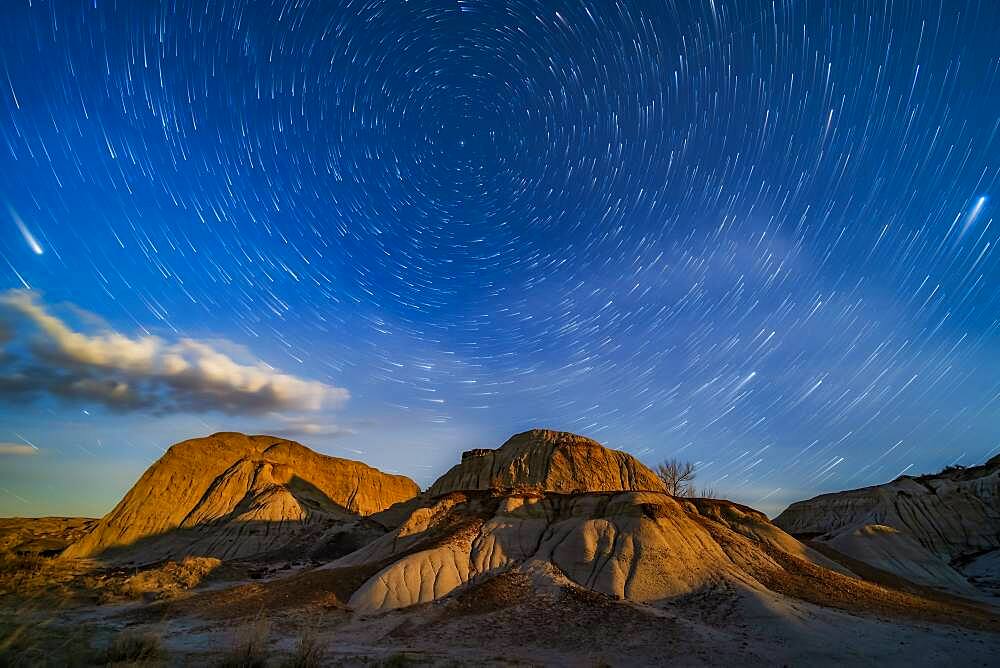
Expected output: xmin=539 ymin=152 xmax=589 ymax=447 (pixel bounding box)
xmin=1 ymin=1 xmax=999 ymax=516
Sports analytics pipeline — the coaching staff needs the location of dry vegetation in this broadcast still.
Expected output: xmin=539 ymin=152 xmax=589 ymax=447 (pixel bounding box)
xmin=281 ymin=626 xmax=327 ymax=668
xmin=216 ymin=616 xmax=271 ymax=668
xmin=0 ymin=548 xmax=223 ymax=607
xmin=99 ymin=629 xmax=166 ymax=666
xmin=119 ymin=556 xmax=221 ymax=601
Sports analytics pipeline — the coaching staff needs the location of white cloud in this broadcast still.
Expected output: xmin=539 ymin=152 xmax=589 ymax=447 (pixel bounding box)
xmin=0 ymin=443 xmax=38 ymax=456
xmin=0 ymin=290 xmax=349 ymax=415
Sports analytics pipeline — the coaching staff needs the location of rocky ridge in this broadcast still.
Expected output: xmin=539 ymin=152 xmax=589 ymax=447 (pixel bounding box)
xmin=774 ymin=454 xmax=1000 ymax=597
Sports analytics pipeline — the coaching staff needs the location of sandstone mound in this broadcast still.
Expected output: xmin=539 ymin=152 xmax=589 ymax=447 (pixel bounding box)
xmin=428 ymin=428 xmax=666 ymax=496
xmin=774 ymin=455 xmax=1000 ymax=597
xmin=294 ymin=429 xmax=868 ymax=614
xmin=62 ymin=432 xmax=419 ymax=563
xmin=329 ymin=490 xmax=843 ymax=611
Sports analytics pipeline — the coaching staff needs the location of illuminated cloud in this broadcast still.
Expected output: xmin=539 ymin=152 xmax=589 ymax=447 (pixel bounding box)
xmin=0 ymin=443 xmax=38 ymax=456
xmin=0 ymin=290 xmax=349 ymax=415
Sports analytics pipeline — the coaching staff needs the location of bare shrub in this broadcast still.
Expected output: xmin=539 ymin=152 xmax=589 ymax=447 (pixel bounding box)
xmin=656 ymin=459 xmax=696 ymax=497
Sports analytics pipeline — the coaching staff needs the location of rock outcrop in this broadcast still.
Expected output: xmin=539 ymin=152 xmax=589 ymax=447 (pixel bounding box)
xmin=309 ymin=429 xmax=854 ymax=612
xmin=331 ymin=491 xmax=848 ymax=611
xmin=62 ymin=432 xmax=419 ymax=563
xmin=774 ymin=454 xmax=1000 ymax=597
xmin=428 ymin=429 xmax=666 ymax=496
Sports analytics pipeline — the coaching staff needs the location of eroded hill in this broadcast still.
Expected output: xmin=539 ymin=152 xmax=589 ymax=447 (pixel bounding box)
xmin=61 ymin=432 xmax=419 ymax=563
xmin=5 ymin=429 xmax=999 ymax=666
xmin=774 ymin=454 xmax=1000 ymax=598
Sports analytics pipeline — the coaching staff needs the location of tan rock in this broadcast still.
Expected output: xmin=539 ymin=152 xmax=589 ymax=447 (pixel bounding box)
xmin=774 ymin=456 xmax=1000 ymax=596
xmin=427 ymin=429 xmax=666 ymax=496
xmin=338 ymin=489 xmax=851 ymax=612
xmin=62 ymin=432 xmax=419 ymax=563
xmin=331 ymin=430 xmax=842 ymax=612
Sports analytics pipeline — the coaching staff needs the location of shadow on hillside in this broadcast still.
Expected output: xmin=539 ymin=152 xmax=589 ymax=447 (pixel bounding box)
xmin=79 ymin=475 xmax=388 ymax=566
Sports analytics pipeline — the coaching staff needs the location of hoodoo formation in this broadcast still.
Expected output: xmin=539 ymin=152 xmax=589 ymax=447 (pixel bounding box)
xmin=307 ymin=429 xmax=893 ymax=613
xmin=61 ymin=432 xmax=419 ymax=563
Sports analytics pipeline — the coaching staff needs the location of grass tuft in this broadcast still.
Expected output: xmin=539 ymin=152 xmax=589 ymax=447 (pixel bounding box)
xmin=99 ymin=629 xmax=166 ymax=666
xmin=279 ymin=625 xmax=327 ymax=668
xmin=215 ymin=616 xmax=270 ymax=668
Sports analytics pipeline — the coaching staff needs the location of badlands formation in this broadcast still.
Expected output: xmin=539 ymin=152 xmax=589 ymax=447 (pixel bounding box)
xmin=62 ymin=432 xmax=419 ymax=563
xmin=331 ymin=429 xmax=855 ymax=611
xmin=774 ymin=453 xmax=1000 ymax=598
xmin=2 ymin=429 xmax=999 ymax=666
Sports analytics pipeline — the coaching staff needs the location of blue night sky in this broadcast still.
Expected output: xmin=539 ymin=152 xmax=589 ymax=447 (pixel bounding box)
xmin=1 ymin=1 xmax=999 ymax=518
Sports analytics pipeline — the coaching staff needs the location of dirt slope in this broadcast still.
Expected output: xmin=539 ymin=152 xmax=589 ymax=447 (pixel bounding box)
xmin=61 ymin=432 xmax=419 ymax=563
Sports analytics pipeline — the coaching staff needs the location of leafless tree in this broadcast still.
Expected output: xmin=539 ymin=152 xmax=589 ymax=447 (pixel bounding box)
xmin=656 ymin=459 xmax=696 ymax=497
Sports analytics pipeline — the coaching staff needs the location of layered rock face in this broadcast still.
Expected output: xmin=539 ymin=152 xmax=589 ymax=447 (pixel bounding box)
xmin=774 ymin=455 xmax=1000 ymax=596
xmin=428 ymin=429 xmax=666 ymax=496
xmin=318 ymin=429 xmax=847 ymax=612
xmin=332 ymin=491 xmax=845 ymax=611
xmin=62 ymin=432 xmax=419 ymax=563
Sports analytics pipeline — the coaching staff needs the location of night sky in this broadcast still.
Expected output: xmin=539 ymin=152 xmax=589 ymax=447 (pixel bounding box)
xmin=1 ymin=1 xmax=999 ymax=518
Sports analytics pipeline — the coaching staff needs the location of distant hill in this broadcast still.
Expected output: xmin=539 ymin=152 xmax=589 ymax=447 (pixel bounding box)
xmin=774 ymin=453 xmax=1000 ymax=598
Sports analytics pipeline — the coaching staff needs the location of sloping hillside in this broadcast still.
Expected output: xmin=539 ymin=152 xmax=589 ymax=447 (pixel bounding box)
xmin=62 ymin=432 xmax=419 ymax=563
xmin=774 ymin=454 xmax=1000 ymax=597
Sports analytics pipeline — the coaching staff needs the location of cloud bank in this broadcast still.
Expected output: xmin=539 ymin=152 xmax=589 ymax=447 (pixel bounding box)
xmin=0 ymin=290 xmax=348 ymax=415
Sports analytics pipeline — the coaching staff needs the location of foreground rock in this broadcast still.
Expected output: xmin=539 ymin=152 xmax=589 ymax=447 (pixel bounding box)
xmin=62 ymin=432 xmax=419 ymax=564
xmin=301 ymin=429 xmax=857 ymax=612
xmin=333 ymin=490 xmax=851 ymax=612
xmin=774 ymin=454 xmax=1000 ymax=598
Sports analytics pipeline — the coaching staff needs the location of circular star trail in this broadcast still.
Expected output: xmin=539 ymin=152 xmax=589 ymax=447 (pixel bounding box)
xmin=1 ymin=1 xmax=999 ymax=512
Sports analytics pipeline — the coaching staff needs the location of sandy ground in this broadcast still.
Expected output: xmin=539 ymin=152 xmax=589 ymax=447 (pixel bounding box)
xmin=2 ymin=565 xmax=998 ymax=667
xmin=2 ymin=515 xmax=998 ymax=666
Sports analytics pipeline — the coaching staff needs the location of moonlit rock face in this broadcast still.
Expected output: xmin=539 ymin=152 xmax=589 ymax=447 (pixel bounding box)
xmin=333 ymin=489 xmax=846 ymax=612
xmin=427 ymin=429 xmax=666 ymax=496
xmin=62 ymin=432 xmax=419 ymax=563
xmin=774 ymin=454 xmax=1000 ymax=595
